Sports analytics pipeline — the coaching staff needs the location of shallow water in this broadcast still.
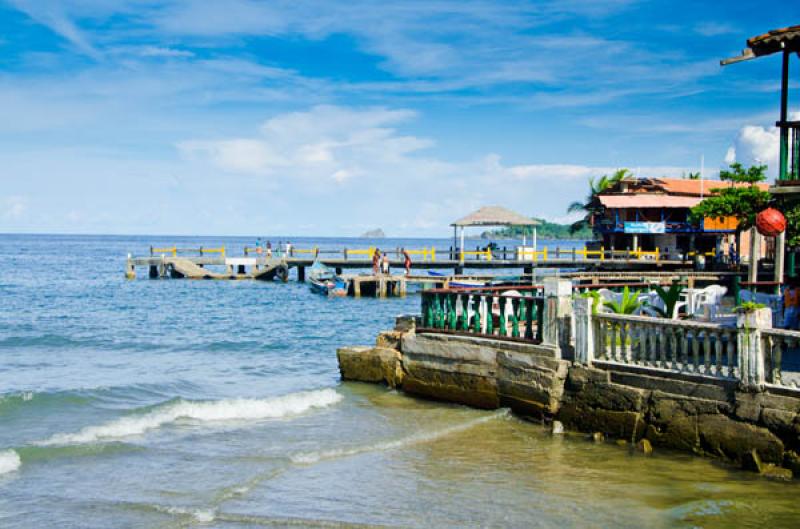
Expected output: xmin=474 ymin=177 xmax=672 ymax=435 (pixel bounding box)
xmin=0 ymin=234 xmax=797 ymax=528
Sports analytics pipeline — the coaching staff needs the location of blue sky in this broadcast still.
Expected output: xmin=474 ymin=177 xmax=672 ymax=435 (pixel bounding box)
xmin=0 ymin=0 xmax=798 ymax=236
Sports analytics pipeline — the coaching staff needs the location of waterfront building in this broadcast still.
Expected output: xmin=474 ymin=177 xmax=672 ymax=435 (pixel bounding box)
xmin=593 ymin=177 xmax=769 ymax=263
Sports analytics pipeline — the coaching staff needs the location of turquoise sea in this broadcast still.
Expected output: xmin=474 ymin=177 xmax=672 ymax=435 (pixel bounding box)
xmin=0 ymin=234 xmax=797 ymax=528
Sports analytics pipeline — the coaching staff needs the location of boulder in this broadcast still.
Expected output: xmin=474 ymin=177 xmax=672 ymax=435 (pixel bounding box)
xmin=337 ymin=346 xmax=404 ymax=388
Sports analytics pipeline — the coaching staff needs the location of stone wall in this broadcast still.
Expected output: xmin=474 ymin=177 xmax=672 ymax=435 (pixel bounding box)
xmin=337 ymin=318 xmax=800 ymax=479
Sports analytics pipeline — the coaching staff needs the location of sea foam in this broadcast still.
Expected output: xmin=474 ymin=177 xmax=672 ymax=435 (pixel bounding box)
xmin=291 ymin=409 xmax=509 ymax=464
xmin=0 ymin=449 xmax=21 ymax=476
xmin=37 ymin=388 xmax=342 ymax=446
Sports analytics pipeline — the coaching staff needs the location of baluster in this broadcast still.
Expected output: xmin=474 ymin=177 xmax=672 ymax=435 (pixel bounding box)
xmin=498 ymin=297 xmax=507 ymax=337
xmin=774 ymin=336 xmax=785 ymax=385
xmin=511 ymin=298 xmax=521 ymax=338
xmin=703 ymin=330 xmax=712 ymax=375
xmin=622 ymin=322 xmax=631 ymax=363
xmin=448 ymin=294 xmax=458 ymax=329
xmin=486 ymin=295 xmax=495 ymax=335
xmin=658 ymin=326 xmax=666 ymax=368
xmin=669 ymin=327 xmax=678 ymax=370
xmin=725 ymin=330 xmax=735 ymax=377
xmin=472 ymin=295 xmax=481 ymax=333
xmin=680 ymin=328 xmax=688 ymax=372
xmin=594 ymin=319 xmax=604 ymax=360
xmin=610 ymin=321 xmax=618 ymax=361
xmin=649 ymin=324 xmax=658 ymax=366
xmin=535 ymin=299 xmax=544 ymax=343
xmin=524 ymin=298 xmax=534 ymax=340
xmin=714 ymin=331 xmax=723 ymax=377
xmin=598 ymin=319 xmax=608 ymax=360
xmin=691 ymin=330 xmax=700 ymax=373
xmin=460 ymin=295 xmax=470 ymax=331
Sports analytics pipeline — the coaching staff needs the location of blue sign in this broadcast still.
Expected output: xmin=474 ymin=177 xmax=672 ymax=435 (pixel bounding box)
xmin=624 ymin=222 xmax=665 ymax=234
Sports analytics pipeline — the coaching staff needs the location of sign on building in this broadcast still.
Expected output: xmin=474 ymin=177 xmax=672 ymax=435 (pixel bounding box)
xmin=623 ymin=222 xmax=665 ymax=234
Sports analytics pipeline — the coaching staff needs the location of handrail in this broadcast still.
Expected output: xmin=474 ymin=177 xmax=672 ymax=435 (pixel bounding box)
xmin=419 ymin=289 xmax=545 ymax=343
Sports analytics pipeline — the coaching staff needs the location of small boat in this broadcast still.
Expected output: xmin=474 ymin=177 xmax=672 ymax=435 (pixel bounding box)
xmin=308 ymin=261 xmax=348 ymax=297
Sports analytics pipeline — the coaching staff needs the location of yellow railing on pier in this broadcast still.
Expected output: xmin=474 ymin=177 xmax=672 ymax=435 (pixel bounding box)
xmin=151 ymin=246 xmax=177 ymax=257
xmin=150 ymin=246 xmax=226 ymax=257
xmin=344 ymin=247 xmax=376 ymax=259
xmin=405 ymin=247 xmax=436 ymax=262
xmin=459 ymin=248 xmax=492 ymax=261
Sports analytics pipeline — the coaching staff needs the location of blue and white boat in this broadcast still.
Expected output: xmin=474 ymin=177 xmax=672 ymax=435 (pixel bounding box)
xmin=308 ymin=261 xmax=348 ymax=297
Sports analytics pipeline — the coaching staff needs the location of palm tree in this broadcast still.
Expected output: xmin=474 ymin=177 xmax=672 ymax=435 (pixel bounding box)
xmin=568 ymin=169 xmax=632 ymax=233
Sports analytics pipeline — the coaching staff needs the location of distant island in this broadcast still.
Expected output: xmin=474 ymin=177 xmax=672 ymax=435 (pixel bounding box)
xmin=481 ymin=217 xmax=592 ymax=240
xmin=360 ymin=228 xmax=386 ymax=238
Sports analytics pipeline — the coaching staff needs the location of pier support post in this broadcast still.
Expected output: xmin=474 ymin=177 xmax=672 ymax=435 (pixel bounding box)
xmin=336 ymin=267 xmax=343 ymax=276
xmin=298 ymin=266 xmax=305 ymax=282
xmin=237 ymin=264 xmax=246 ymax=275
xmin=737 ymin=307 xmax=770 ymax=388
xmin=125 ymin=255 xmax=136 ymax=280
xmin=354 ymin=278 xmax=361 ymax=298
xmin=399 ymin=277 xmax=407 ymax=297
xmin=543 ymin=278 xmax=573 ymax=359
xmin=149 ymin=264 xmax=158 ymax=279
xmin=378 ymin=278 xmax=387 ymax=298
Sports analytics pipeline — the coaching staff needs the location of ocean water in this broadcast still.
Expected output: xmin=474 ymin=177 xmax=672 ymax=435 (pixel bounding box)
xmin=0 ymin=233 xmax=798 ymax=529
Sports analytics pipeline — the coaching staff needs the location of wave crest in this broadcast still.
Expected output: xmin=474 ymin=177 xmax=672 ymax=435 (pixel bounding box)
xmin=37 ymin=388 xmax=342 ymax=446
xmin=0 ymin=450 xmax=21 ymax=476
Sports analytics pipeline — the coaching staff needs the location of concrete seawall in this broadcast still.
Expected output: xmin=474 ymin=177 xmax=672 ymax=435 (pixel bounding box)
xmin=338 ymin=318 xmax=800 ymax=479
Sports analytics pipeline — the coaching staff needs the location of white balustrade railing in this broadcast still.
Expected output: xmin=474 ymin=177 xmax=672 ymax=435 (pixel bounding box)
xmin=761 ymin=328 xmax=800 ymax=389
xmin=592 ymin=313 xmax=739 ymax=379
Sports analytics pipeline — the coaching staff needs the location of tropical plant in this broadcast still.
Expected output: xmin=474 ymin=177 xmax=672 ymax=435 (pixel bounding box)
xmin=690 ymin=163 xmax=771 ymax=256
xmin=602 ymin=286 xmax=642 ymax=314
xmin=579 ymin=290 xmax=601 ymax=314
xmin=650 ymin=284 xmax=684 ymax=318
xmin=736 ymin=301 xmax=766 ymax=313
xmin=567 ymin=168 xmax=632 ymax=234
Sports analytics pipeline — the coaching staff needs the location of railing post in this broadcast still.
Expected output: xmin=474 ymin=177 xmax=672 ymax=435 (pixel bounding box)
xmin=574 ymin=296 xmax=594 ymax=366
xmin=543 ymin=278 xmax=573 ymax=358
xmin=736 ymin=307 xmax=771 ymax=389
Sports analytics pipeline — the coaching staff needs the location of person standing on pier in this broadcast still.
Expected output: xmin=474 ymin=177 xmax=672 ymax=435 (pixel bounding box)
xmin=381 ymin=252 xmax=390 ymax=275
xmin=372 ymin=249 xmax=381 ymax=274
xmin=403 ymin=249 xmax=412 ymax=276
xmin=266 ymin=240 xmax=272 ymax=258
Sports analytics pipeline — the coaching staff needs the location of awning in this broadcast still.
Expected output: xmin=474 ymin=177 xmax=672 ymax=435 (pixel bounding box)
xmin=598 ymin=195 xmax=702 ymax=209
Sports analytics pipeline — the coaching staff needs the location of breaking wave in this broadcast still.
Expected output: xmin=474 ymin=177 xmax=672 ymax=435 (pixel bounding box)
xmin=36 ymin=388 xmax=342 ymax=446
xmin=0 ymin=450 xmax=21 ymax=476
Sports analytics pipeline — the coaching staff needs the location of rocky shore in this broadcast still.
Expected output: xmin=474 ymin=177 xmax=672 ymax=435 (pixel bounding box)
xmin=338 ymin=316 xmax=800 ymax=480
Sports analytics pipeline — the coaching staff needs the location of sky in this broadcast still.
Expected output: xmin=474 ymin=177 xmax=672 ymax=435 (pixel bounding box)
xmin=0 ymin=1 xmax=798 ymax=237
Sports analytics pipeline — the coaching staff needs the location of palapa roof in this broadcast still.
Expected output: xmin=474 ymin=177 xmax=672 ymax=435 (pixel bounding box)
xmin=451 ymin=206 xmax=540 ymax=227
xmin=722 ymin=25 xmax=800 ymax=65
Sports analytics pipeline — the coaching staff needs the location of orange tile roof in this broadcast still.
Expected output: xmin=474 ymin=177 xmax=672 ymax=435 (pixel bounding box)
xmin=649 ymin=178 xmax=769 ymax=196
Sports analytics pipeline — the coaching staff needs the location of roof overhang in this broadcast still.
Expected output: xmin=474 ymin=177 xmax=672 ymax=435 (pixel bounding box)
xmin=598 ymin=195 xmax=702 ymax=209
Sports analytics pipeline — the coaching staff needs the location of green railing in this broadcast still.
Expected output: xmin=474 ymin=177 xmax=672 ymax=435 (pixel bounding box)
xmin=419 ymin=288 xmax=545 ymax=343
xmin=778 ymin=120 xmax=800 ymax=181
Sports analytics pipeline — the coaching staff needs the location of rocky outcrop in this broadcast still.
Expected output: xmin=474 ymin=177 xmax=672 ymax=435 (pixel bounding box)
xmin=337 ymin=327 xmax=800 ymax=478
xmin=336 ymin=346 xmax=404 ymax=388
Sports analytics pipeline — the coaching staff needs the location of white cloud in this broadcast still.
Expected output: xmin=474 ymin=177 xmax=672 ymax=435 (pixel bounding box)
xmin=179 ymin=105 xmax=432 ymax=185
xmin=3 ymin=196 xmax=27 ymax=220
xmin=727 ymin=112 xmax=800 ymax=175
xmin=139 ymin=45 xmax=194 ymax=58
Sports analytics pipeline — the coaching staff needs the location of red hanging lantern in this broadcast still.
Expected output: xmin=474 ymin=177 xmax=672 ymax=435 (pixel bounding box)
xmin=755 ymin=207 xmax=786 ymax=237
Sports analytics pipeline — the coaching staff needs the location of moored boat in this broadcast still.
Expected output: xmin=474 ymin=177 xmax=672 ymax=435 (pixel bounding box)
xmin=308 ymin=261 xmax=348 ymax=297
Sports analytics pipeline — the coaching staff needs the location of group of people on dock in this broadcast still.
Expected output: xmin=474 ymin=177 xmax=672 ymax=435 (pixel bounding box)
xmin=254 ymin=239 xmax=292 ymax=258
xmin=372 ymin=248 xmax=412 ymax=276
